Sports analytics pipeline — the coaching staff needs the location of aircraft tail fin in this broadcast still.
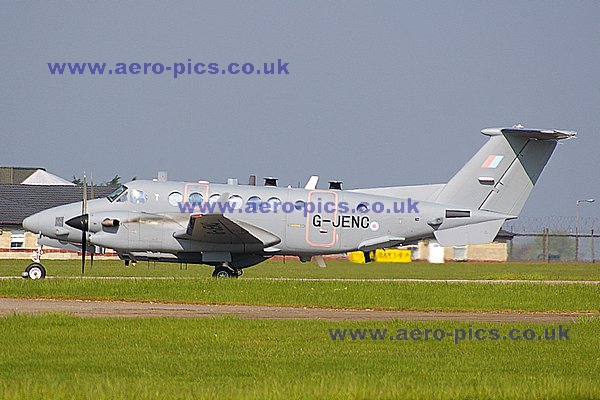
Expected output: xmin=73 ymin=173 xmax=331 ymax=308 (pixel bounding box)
xmin=435 ymin=126 xmax=575 ymax=215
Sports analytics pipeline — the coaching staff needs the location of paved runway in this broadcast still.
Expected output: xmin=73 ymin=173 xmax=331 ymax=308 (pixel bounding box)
xmin=0 ymin=298 xmax=595 ymax=322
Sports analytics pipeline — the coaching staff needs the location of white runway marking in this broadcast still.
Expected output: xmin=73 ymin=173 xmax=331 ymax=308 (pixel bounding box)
xmin=0 ymin=276 xmax=599 ymax=284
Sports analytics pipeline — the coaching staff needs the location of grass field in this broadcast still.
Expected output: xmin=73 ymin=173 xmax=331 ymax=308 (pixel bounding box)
xmin=0 ymin=314 xmax=597 ymax=399
xmin=1 ymin=259 xmax=598 ymax=398
xmin=2 ymin=259 xmax=600 ymax=280
xmin=0 ymin=277 xmax=598 ymax=313
xmin=1 ymin=260 xmax=598 ymax=312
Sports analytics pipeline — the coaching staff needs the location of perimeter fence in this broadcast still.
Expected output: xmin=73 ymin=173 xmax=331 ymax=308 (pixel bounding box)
xmin=503 ymin=216 xmax=599 ymax=262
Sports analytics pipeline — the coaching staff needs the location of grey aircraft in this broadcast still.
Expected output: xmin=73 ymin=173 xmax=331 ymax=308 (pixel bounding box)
xmin=21 ymin=126 xmax=575 ymax=279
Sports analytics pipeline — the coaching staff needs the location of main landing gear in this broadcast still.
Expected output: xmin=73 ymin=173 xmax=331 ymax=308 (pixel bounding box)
xmin=212 ymin=263 xmax=243 ymax=278
xmin=22 ymin=245 xmax=46 ymax=279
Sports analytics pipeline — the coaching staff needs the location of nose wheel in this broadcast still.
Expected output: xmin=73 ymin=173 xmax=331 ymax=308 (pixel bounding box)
xmin=22 ymin=263 xmax=46 ymax=280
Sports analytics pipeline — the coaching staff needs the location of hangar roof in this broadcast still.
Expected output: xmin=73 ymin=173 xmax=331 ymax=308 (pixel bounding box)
xmin=0 ymin=185 xmax=114 ymax=227
xmin=21 ymin=170 xmax=75 ymax=186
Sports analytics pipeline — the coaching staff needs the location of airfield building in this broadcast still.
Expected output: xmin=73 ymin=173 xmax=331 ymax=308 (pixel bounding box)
xmin=0 ymin=167 xmax=113 ymax=259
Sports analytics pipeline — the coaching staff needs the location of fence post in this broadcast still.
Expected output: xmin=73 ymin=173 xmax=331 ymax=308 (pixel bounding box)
xmin=540 ymin=228 xmax=546 ymax=263
xmin=508 ymin=230 xmax=513 ymax=262
xmin=592 ymin=229 xmax=595 ymax=264
xmin=549 ymin=228 xmax=552 ymax=263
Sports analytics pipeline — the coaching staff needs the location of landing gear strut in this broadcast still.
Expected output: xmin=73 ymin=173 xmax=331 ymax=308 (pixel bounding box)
xmin=22 ymin=245 xmax=46 ymax=279
xmin=212 ymin=264 xmax=242 ymax=278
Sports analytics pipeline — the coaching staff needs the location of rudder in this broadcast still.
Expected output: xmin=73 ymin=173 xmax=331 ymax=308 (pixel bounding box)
xmin=435 ymin=126 xmax=575 ymax=215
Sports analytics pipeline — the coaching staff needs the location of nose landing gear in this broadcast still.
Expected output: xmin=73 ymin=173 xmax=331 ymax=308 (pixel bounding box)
xmin=22 ymin=245 xmax=46 ymax=279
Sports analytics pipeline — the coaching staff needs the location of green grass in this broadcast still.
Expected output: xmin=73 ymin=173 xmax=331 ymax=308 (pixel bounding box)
xmin=0 ymin=314 xmax=597 ymax=399
xmin=0 ymin=260 xmax=598 ymax=399
xmin=1 ymin=259 xmax=598 ymax=312
xmin=1 ymin=259 xmax=600 ymax=280
xmin=0 ymin=278 xmax=598 ymax=313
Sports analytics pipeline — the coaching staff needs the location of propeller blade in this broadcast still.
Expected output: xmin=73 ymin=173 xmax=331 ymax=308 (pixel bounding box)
xmin=81 ymin=229 xmax=86 ymax=275
xmin=87 ymin=175 xmax=94 ymax=271
xmin=82 ymin=173 xmax=87 ymax=215
xmin=90 ymin=174 xmax=94 ymax=200
xmin=80 ymin=173 xmax=89 ymax=275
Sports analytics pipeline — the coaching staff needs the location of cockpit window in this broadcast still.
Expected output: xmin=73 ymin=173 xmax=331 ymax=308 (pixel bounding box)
xmin=129 ymin=189 xmax=148 ymax=204
xmin=107 ymin=185 xmax=128 ymax=202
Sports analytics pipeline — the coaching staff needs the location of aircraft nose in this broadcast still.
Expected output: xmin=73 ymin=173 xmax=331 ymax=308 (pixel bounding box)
xmin=22 ymin=214 xmax=40 ymax=233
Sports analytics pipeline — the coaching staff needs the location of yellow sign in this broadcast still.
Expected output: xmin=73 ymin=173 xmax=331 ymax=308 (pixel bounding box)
xmin=348 ymin=251 xmax=369 ymax=263
xmin=375 ymin=249 xmax=411 ymax=263
xmin=348 ymin=249 xmax=412 ymax=263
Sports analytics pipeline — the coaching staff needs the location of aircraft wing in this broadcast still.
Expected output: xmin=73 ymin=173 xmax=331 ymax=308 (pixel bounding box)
xmin=174 ymin=214 xmax=281 ymax=249
xmin=358 ymin=236 xmax=405 ymax=252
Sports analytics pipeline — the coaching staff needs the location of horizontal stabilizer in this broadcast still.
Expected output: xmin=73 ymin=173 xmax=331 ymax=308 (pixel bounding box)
xmin=481 ymin=127 xmax=576 ymax=140
xmin=434 ymin=219 xmax=504 ymax=246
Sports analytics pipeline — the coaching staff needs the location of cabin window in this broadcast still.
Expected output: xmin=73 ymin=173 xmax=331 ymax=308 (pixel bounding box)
xmin=188 ymin=192 xmax=203 ymax=205
xmin=267 ymin=197 xmax=282 ymax=209
xmin=168 ymin=192 xmax=183 ymax=207
xmin=294 ymin=200 xmax=305 ymax=210
xmin=228 ymin=195 xmax=243 ymax=209
xmin=247 ymin=196 xmax=262 ymax=205
xmin=246 ymin=196 xmax=262 ymax=211
xmin=208 ymin=194 xmax=221 ymax=205
xmin=357 ymin=203 xmax=369 ymax=213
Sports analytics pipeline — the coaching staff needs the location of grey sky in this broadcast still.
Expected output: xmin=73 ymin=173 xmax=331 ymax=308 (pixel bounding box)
xmin=2 ymin=1 xmax=599 ymax=219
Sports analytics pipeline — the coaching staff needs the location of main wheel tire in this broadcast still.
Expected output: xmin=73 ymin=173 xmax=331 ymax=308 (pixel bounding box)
xmin=24 ymin=263 xmax=46 ymax=280
xmin=212 ymin=266 xmax=238 ymax=278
